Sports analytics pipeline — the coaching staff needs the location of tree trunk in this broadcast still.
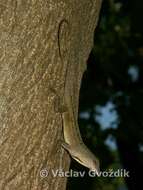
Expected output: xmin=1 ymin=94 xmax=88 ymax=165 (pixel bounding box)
xmin=0 ymin=1 xmax=102 ymax=189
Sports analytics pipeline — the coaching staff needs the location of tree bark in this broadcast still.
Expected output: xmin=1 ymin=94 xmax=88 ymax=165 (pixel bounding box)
xmin=0 ymin=1 xmax=102 ymax=189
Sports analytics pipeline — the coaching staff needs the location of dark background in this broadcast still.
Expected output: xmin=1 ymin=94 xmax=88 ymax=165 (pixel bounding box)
xmin=67 ymin=0 xmax=143 ymax=190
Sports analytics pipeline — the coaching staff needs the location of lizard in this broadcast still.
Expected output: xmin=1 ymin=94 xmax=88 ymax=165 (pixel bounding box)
xmin=57 ymin=19 xmax=100 ymax=175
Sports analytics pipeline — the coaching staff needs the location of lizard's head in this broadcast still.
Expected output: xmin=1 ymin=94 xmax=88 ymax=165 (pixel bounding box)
xmin=72 ymin=154 xmax=100 ymax=175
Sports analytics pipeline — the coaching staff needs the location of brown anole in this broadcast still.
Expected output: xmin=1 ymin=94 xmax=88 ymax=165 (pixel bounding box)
xmin=57 ymin=19 xmax=100 ymax=174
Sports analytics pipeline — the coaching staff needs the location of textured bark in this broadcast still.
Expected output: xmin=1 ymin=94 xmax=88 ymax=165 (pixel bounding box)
xmin=0 ymin=0 xmax=102 ymax=190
